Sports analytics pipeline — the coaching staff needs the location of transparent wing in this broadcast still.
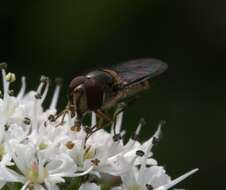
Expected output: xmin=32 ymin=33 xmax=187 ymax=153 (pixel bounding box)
xmin=110 ymin=59 xmax=168 ymax=87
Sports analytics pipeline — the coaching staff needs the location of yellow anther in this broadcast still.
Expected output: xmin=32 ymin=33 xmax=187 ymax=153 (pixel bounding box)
xmin=39 ymin=143 xmax=48 ymax=150
xmin=0 ymin=144 xmax=5 ymax=161
xmin=66 ymin=141 xmax=75 ymax=149
xmin=84 ymin=146 xmax=96 ymax=160
xmin=6 ymin=72 xmax=16 ymax=83
xmin=91 ymin=158 xmax=100 ymax=166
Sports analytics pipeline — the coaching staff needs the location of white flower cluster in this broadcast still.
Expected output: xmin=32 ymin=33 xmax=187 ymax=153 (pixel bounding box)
xmin=0 ymin=65 xmax=198 ymax=190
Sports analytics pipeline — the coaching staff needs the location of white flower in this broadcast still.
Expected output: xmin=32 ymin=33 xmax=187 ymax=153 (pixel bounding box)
xmin=118 ymin=164 xmax=198 ymax=190
xmin=110 ymin=122 xmax=198 ymax=190
xmin=0 ymin=63 xmax=198 ymax=190
xmin=6 ymin=141 xmax=76 ymax=190
xmin=60 ymin=112 xmax=130 ymax=178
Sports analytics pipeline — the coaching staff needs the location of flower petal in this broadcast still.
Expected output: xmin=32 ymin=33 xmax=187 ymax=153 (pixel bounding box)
xmin=153 ymin=169 xmax=199 ymax=190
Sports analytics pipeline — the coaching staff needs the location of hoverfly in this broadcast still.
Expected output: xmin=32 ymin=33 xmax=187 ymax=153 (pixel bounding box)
xmin=58 ymin=59 xmax=167 ymax=138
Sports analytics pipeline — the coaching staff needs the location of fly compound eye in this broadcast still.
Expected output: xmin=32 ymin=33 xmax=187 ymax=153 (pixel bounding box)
xmin=74 ymin=85 xmax=88 ymax=116
xmin=77 ymin=87 xmax=84 ymax=94
xmin=69 ymin=76 xmax=87 ymax=93
xmin=74 ymin=86 xmax=86 ymax=103
xmin=84 ymin=78 xmax=103 ymax=111
xmin=70 ymin=86 xmax=83 ymax=104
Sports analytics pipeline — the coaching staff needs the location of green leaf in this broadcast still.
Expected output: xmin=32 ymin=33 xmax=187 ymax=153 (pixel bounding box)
xmin=101 ymin=183 xmax=111 ymax=190
xmin=63 ymin=177 xmax=81 ymax=190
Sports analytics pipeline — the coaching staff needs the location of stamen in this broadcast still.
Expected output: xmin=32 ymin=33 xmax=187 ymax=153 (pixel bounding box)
xmin=1 ymin=67 xmax=11 ymax=118
xmin=145 ymin=164 xmax=153 ymax=168
xmin=91 ymin=158 xmax=100 ymax=166
xmin=0 ymin=62 xmax=7 ymax=70
xmin=136 ymin=164 xmax=141 ymax=170
xmin=4 ymin=124 xmax=9 ymax=131
xmin=84 ymin=145 xmax=91 ymax=155
xmin=5 ymin=72 xmax=16 ymax=83
xmin=74 ymin=166 xmax=94 ymax=177
xmin=36 ymin=82 xmax=45 ymax=95
xmin=40 ymin=78 xmax=49 ymax=104
xmin=72 ymin=120 xmax=82 ymax=132
xmin=152 ymin=137 xmax=160 ymax=145
xmin=17 ymin=76 xmax=26 ymax=100
xmin=35 ymin=93 xmax=42 ymax=99
xmin=39 ymin=143 xmax=48 ymax=150
xmin=138 ymin=123 xmax=165 ymax=173
xmin=85 ymin=126 xmax=92 ymax=134
xmin=1 ymin=67 xmax=9 ymax=99
xmin=146 ymin=184 xmax=153 ymax=190
xmin=113 ymin=134 xmax=122 ymax=141
xmin=24 ymin=117 xmax=31 ymax=125
xmin=114 ymin=112 xmax=124 ymax=134
xmin=26 ymin=183 xmax=34 ymax=190
xmin=49 ymin=78 xmax=63 ymax=110
xmin=40 ymin=75 xmax=48 ymax=83
xmin=91 ymin=112 xmax=96 ymax=127
xmin=0 ymin=144 xmax=5 ymax=160
xmin=154 ymin=169 xmax=198 ymax=190
xmin=32 ymin=99 xmax=38 ymax=132
xmin=120 ymin=130 xmax=126 ymax=137
xmin=54 ymin=77 xmax=63 ymax=86
xmin=132 ymin=118 xmax=145 ymax=140
xmin=140 ymin=133 xmax=157 ymax=171
xmin=21 ymin=181 xmax=31 ymax=190
xmin=159 ymin=120 xmax=166 ymax=128
xmin=66 ymin=141 xmax=75 ymax=149
xmin=36 ymin=75 xmax=49 ymax=103
xmin=71 ymin=125 xmax=81 ymax=132
xmin=8 ymin=89 xmax=14 ymax=96
xmin=152 ymin=120 xmax=165 ymax=145
xmin=136 ymin=150 xmax=145 ymax=157
xmin=48 ymin=114 xmax=56 ymax=122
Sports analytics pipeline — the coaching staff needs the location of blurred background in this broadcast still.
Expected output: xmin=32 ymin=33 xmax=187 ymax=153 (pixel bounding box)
xmin=1 ymin=0 xmax=226 ymax=189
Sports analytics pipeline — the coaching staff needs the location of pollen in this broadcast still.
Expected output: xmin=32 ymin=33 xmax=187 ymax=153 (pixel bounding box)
xmin=71 ymin=125 xmax=81 ymax=132
xmin=0 ymin=144 xmax=5 ymax=161
xmin=66 ymin=141 xmax=75 ymax=149
xmin=84 ymin=146 xmax=96 ymax=160
xmin=24 ymin=117 xmax=31 ymax=125
xmin=38 ymin=143 xmax=48 ymax=150
xmin=5 ymin=72 xmax=16 ymax=83
xmin=91 ymin=158 xmax=100 ymax=166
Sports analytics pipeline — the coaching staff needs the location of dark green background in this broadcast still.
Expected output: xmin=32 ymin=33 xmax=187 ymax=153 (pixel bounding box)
xmin=1 ymin=0 xmax=226 ymax=189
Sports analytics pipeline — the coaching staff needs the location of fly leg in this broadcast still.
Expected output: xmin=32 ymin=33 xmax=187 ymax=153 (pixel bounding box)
xmin=54 ymin=104 xmax=71 ymax=127
xmin=86 ymin=106 xmax=125 ymax=142
xmin=85 ymin=109 xmax=111 ymax=133
xmin=84 ymin=119 xmax=112 ymax=143
xmin=84 ymin=110 xmax=113 ymax=144
xmin=88 ymin=109 xmax=113 ymax=132
xmin=86 ymin=107 xmax=125 ymax=142
xmin=95 ymin=109 xmax=112 ymax=122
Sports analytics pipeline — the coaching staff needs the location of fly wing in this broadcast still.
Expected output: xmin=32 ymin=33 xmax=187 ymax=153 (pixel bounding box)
xmin=110 ymin=59 xmax=168 ymax=87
